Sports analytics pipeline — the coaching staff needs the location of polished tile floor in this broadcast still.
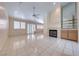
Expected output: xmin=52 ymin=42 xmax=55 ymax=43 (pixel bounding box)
xmin=0 ymin=34 xmax=79 ymax=56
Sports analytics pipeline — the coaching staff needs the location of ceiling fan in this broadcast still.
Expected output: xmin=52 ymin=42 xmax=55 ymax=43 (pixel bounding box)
xmin=32 ymin=6 xmax=40 ymax=19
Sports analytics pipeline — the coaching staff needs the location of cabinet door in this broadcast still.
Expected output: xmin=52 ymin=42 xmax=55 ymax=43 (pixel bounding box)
xmin=61 ymin=30 xmax=68 ymax=39
xmin=68 ymin=30 xmax=78 ymax=41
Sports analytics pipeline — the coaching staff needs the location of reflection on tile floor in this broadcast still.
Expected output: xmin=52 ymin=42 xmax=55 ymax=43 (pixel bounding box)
xmin=0 ymin=34 xmax=79 ymax=56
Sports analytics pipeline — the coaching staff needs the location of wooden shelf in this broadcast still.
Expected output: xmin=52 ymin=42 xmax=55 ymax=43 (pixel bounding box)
xmin=63 ymin=19 xmax=77 ymax=22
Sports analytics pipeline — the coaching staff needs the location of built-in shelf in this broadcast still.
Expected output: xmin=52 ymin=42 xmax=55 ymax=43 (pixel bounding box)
xmin=61 ymin=2 xmax=77 ymax=29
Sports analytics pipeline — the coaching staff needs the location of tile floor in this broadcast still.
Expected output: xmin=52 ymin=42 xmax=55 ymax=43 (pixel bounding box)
xmin=0 ymin=34 xmax=79 ymax=56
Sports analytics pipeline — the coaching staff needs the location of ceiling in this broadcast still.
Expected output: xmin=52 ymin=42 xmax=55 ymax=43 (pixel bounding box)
xmin=0 ymin=2 xmax=72 ymax=23
xmin=0 ymin=2 xmax=56 ymax=23
xmin=61 ymin=2 xmax=73 ymax=7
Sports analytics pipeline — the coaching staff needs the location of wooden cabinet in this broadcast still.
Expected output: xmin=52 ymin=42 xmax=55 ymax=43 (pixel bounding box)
xmin=61 ymin=30 xmax=78 ymax=41
xmin=68 ymin=30 xmax=78 ymax=41
xmin=61 ymin=30 xmax=68 ymax=39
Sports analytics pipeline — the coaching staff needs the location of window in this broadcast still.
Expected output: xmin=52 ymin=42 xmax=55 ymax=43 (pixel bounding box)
xmin=21 ymin=22 xmax=25 ymax=29
xmin=14 ymin=21 xmax=20 ymax=29
xmin=14 ymin=21 xmax=26 ymax=29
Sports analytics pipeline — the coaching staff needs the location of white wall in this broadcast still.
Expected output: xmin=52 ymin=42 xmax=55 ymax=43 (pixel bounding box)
xmin=0 ymin=6 xmax=8 ymax=50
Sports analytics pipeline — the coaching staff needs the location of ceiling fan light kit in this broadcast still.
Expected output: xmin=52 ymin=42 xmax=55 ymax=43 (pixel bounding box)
xmin=32 ymin=6 xmax=40 ymax=19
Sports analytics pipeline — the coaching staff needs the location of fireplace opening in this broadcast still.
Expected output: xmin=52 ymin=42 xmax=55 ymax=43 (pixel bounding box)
xmin=49 ymin=30 xmax=57 ymax=38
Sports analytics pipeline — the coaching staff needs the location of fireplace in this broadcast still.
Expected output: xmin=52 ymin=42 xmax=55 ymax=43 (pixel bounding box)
xmin=49 ymin=30 xmax=57 ymax=38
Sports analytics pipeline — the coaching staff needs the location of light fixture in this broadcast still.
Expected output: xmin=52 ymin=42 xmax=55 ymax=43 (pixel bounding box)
xmin=32 ymin=6 xmax=40 ymax=19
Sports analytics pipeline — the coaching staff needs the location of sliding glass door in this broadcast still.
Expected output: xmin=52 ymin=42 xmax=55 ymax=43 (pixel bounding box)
xmin=27 ymin=24 xmax=36 ymax=34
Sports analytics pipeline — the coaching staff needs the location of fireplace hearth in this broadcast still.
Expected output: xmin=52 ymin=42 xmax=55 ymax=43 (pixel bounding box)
xmin=49 ymin=30 xmax=57 ymax=38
